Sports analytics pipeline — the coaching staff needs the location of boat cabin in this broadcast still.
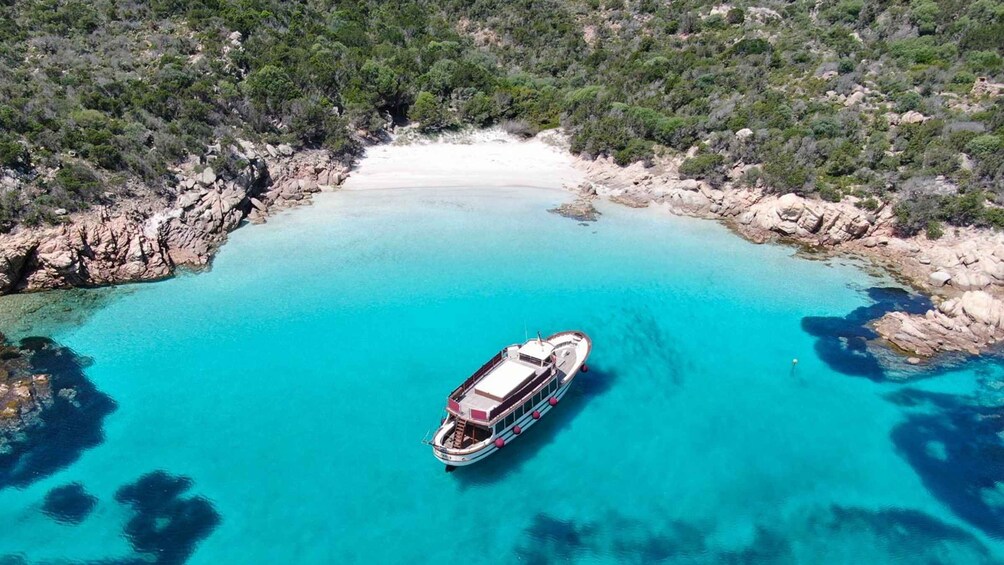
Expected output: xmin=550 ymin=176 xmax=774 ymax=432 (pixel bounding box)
xmin=444 ymin=340 xmax=559 ymax=448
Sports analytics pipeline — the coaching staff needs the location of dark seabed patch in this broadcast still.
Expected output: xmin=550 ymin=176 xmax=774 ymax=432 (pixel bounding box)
xmin=41 ymin=482 xmax=97 ymax=525
xmin=0 ymin=337 xmax=116 ymax=490
xmin=0 ymin=287 xmax=123 ymax=341
xmin=513 ymin=504 xmax=996 ymax=563
xmin=802 ymin=286 xmax=932 ymax=380
xmin=616 ymin=307 xmax=689 ymax=387
xmin=886 ymin=384 xmax=1004 ymax=539
xmin=115 ymin=470 xmax=221 ymax=565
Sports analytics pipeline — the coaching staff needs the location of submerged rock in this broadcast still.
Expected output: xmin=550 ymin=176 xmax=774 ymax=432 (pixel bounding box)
xmin=0 ymin=335 xmax=116 ymax=490
xmin=42 ymin=482 xmax=97 ymax=524
xmin=0 ymin=335 xmax=53 ymax=447
xmin=549 ymin=197 xmax=600 ymax=222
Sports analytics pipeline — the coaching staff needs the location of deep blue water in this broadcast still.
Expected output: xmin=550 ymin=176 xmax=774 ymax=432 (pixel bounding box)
xmin=0 ymin=185 xmax=1001 ymax=563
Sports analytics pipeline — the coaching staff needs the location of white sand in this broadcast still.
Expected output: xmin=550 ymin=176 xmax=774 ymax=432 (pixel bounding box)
xmin=341 ymin=129 xmax=585 ymax=191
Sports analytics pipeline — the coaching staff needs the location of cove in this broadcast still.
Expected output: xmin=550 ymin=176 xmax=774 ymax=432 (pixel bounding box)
xmin=0 ymin=176 xmax=1001 ymax=562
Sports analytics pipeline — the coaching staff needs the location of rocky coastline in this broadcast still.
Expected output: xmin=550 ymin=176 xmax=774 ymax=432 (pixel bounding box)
xmin=569 ymin=150 xmax=1004 ymax=359
xmin=0 ymin=142 xmax=348 ymax=295
xmin=3 ymin=130 xmax=1004 ymax=360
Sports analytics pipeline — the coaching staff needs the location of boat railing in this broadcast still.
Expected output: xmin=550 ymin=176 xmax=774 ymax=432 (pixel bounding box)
xmin=448 ymin=350 xmax=504 ymax=402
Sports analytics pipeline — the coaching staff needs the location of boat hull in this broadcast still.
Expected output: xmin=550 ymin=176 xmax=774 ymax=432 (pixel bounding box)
xmin=431 ymin=331 xmax=590 ymax=467
xmin=433 ymin=377 xmax=575 ymax=467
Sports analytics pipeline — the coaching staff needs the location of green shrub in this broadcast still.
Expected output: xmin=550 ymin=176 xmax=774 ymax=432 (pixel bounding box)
xmin=819 ymin=184 xmax=843 ymax=202
xmin=679 ymin=153 xmax=724 ymax=178
xmin=613 ymin=139 xmax=654 ymax=166
xmin=925 ymin=219 xmax=944 ymax=240
xmin=983 ymin=207 xmax=1004 ymax=230
xmin=966 ymin=135 xmax=1003 ymax=156
xmin=967 ymin=51 xmax=1003 ymax=73
xmin=51 ymin=162 xmax=103 ymax=212
xmin=763 ymin=152 xmax=811 ymax=193
xmin=410 ymin=92 xmax=450 ymax=132
xmin=857 ymin=197 xmax=880 ymax=211
xmin=245 ymin=65 xmax=300 ymax=106
xmin=732 ymin=38 xmax=772 ymax=56
xmin=942 ymin=191 xmax=987 ymax=226
xmin=909 ymin=0 xmax=939 ymax=35
xmin=0 ymin=136 xmax=29 ymax=169
xmin=895 ymin=91 xmax=923 ymax=112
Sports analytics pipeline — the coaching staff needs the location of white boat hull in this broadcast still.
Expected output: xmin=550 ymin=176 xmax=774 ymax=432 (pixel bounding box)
xmin=431 ymin=331 xmax=590 ymax=468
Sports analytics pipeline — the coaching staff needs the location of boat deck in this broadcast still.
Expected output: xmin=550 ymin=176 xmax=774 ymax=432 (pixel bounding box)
xmin=553 ymin=342 xmax=579 ymax=380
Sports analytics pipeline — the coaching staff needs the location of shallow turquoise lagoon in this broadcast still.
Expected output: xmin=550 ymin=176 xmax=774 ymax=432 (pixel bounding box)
xmin=1 ymin=185 xmax=1002 ymax=563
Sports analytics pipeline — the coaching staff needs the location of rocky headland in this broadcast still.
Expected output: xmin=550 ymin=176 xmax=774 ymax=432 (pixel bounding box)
xmin=568 ymin=146 xmax=1004 ymax=359
xmin=0 ymin=142 xmax=348 ymax=294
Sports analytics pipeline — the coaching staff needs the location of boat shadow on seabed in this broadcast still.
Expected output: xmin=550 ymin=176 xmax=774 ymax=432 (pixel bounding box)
xmin=449 ymin=365 xmax=619 ymax=488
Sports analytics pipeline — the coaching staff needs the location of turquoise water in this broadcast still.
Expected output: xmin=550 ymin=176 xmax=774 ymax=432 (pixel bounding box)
xmin=1 ymin=185 xmax=1002 ymax=563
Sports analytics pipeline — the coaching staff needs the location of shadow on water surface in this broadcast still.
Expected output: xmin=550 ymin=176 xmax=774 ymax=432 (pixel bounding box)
xmin=886 ymin=385 xmax=1004 ymax=539
xmin=801 ymin=286 xmax=931 ymax=381
xmin=450 ymin=365 xmax=619 ymax=487
xmin=513 ymin=505 xmax=996 ymax=563
xmin=0 ymin=337 xmax=116 ymax=491
xmin=114 ymin=471 xmax=221 ymax=565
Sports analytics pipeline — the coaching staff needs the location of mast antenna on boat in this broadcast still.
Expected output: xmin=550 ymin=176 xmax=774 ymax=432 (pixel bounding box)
xmin=537 ymin=331 xmax=542 ymax=344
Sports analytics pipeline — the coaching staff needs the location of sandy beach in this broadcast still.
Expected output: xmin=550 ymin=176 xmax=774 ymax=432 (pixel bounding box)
xmin=341 ymin=130 xmax=584 ymax=191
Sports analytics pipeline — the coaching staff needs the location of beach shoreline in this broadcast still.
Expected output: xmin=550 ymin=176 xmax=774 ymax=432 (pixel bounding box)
xmin=3 ymin=128 xmax=1003 ymax=357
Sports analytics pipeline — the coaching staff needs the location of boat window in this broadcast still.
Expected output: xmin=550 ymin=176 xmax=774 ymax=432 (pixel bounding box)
xmin=550 ymin=380 xmax=557 ymax=393
xmin=523 ymin=401 xmax=531 ymax=412
xmin=495 ymin=422 xmax=504 ymax=434
xmin=533 ymin=392 xmax=540 ymax=404
xmin=505 ymin=413 xmax=513 ymax=427
xmin=517 ymin=405 xmax=524 ymax=418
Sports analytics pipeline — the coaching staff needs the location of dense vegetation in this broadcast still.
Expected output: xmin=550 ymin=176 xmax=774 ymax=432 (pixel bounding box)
xmin=1 ymin=0 xmax=1003 ymax=236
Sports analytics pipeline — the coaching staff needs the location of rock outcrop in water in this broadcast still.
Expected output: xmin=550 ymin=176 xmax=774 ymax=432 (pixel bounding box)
xmin=874 ymin=291 xmax=1004 ymax=356
xmin=0 ymin=144 xmax=348 ymax=294
xmin=0 ymin=336 xmax=52 ymax=445
xmin=549 ymin=186 xmax=600 ymax=222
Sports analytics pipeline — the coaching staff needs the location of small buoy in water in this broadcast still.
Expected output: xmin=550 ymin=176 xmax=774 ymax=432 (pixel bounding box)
xmin=495 ymin=438 xmax=506 ymax=448
xmin=513 ymin=425 xmax=522 ymax=435
xmin=581 ymin=364 xmax=589 ymax=373
xmin=532 ymin=410 xmax=540 ymax=419
xmin=792 ymin=358 xmax=799 ymax=365
xmin=548 ymin=397 xmax=558 ymax=406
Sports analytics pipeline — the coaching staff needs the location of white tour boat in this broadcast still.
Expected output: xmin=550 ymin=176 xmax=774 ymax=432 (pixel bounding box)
xmin=430 ymin=331 xmax=592 ymax=470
